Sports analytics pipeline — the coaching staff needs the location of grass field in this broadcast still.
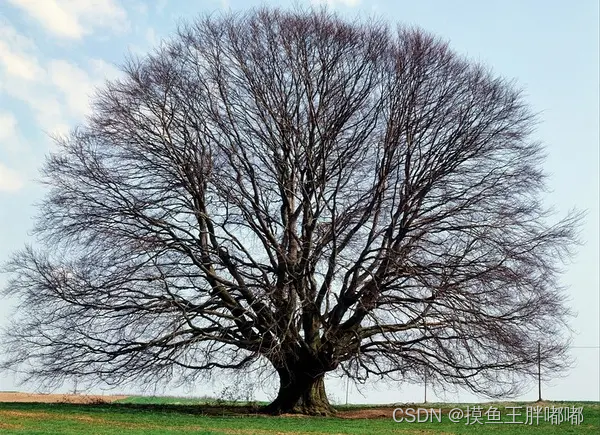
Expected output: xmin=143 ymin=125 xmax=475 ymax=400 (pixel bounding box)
xmin=0 ymin=397 xmax=598 ymax=434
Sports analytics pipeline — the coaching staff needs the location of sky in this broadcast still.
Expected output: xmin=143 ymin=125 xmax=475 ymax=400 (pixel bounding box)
xmin=0 ymin=0 xmax=598 ymax=404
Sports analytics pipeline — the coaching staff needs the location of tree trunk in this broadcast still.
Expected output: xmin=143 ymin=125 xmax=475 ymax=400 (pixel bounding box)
xmin=264 ymin=366 xmax=335 ymax=415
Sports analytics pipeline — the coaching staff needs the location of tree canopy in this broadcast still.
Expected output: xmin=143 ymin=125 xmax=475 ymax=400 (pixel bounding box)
xmin=1 ymin=7 xmax=581 ymax=415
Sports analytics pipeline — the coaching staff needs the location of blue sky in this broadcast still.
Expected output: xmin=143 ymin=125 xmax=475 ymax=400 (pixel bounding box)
xmin=0 ymin=0 xmax=598 ymax=403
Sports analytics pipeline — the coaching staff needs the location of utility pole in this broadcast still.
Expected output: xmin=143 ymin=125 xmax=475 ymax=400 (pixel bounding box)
xmin=424 ymin=371 xmax=427 ymax=404
xmin=537 ymin=342 xmax=542 ymax=401
xmin=345 ymin=376 xmax=350 ymax=406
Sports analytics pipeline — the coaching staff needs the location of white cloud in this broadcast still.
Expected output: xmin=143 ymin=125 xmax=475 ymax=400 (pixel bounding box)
xmin=0 ymin=162 xmax=24 ymax=192
xmin=0 ymin=24 xmax=44 ymax=81
xmin=0 ymin=4 xmax=128 ymax=194
xmin=0 ymin=41 xmax=44 ymax=81
xmin=2 ymin=76 xmax=69 ymax=136
xmin=0 ymin=111 xmax=29 ymax=155
xmin=0 ymin=54 xmax=68 ymax=136
xmin=0 ymin=34 xmax=121 ymax=162
xmin=88 ymin=58 xmax=122 ymax=84
xmin=0 ymin=18 xmax=123 ymax=138
xmin=0 ymin=112 xmax=18 ymax=142
xmin=48 ymin=58 xmax=122 ymax=119
xmin=48 ymin=60 xmax=96 ymax=117
xmin=6 ymin=0 xmax=128 ymax=39
xmin=0 ymin=23 xmax=37 ymax=51
xmin=0 ymin=22 xmax=64 ymax=143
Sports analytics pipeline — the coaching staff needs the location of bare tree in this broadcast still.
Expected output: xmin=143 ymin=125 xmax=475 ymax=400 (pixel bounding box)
xmin=1 ymin=8 xmax=581 ymax=415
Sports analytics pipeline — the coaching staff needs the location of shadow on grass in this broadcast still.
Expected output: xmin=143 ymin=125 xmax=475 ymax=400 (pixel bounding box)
xmin=0 ymin=401 xmax=269 ymax=417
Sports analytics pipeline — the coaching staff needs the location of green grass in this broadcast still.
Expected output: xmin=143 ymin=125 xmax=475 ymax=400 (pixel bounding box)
xmin=0 ymin=400 xmax=597 ymax=434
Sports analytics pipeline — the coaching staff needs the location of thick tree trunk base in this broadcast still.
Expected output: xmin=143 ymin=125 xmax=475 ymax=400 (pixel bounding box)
xmin=264 ymin=370 xmax=336 ymax=416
